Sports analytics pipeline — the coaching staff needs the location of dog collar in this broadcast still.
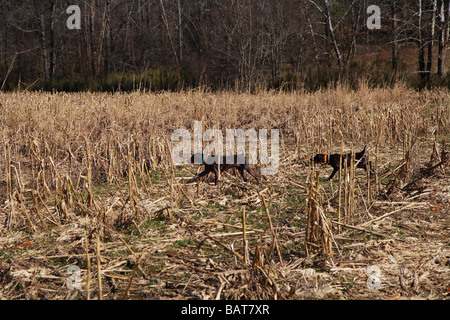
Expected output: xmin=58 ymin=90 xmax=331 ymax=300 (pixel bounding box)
xmin=324 ymin=154 xmax=327 ymax=165
xmin=201 ymin=154 xmax=209 ymax=165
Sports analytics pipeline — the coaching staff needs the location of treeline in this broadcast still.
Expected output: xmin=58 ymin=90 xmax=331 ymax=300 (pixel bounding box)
xmin=1 ymin=0 xmax=450 ymax=92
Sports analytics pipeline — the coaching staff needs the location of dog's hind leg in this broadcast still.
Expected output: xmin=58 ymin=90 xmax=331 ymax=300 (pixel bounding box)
xmin=238 ymin=168 xmax=249 ymax=182
xmin=247 ymin=168 xmax=260 ymax=183
xmin=187 ymin=169 xmax=210 ymax=183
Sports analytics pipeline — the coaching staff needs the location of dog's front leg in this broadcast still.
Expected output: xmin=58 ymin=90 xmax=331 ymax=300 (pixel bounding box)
xmin=212 ymin=167 xmax=219 ymax=185
xmin=328 ymin=167 xmax=339 ymax=180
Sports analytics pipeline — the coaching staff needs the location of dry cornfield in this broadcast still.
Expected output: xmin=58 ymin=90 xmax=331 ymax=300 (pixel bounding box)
xmin=0 ymin=83 xmax=449 ymax=300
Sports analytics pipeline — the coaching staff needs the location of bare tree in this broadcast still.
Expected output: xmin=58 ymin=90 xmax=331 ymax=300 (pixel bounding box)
xmin=438 ymin=0 xmax=450 ymax=77
xmin=426 ymin=0 xmax=437 ymax=81
xmin=158 ymin=0 xmax=180 ymax=65
xmin=177 ymin=0 xmax=183 ymax=63
xmin=29 ymin=0 xmax=59 ymax=81
xmin=418 ymin=0 xmax=427 ymax=82
xmin=309 ymin=0 xmax=364 ymax=74
xmin=0 ymin=0 xmax=448 ymax=90
xmin=260 ymin=1 xmax=296 ymax=83
xmin=347 ymin=0 xmax=363 ymax=61
xmin=309 ymin=0 xmax=343 ymax=70
xmin=391 ymin=0 xmax=400 ymax=76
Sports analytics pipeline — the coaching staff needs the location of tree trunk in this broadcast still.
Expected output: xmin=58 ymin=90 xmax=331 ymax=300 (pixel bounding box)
xmin=418 ymin=0 xmax=427 ymax=83
xmin=97 ymin=0 xmax=110 ymax=76
xmin=391 ymin=1 xmax=399 ymax=77
xmin=324 ymin=0 xmax=343 ymax=71
xmin=438 ymin=0 xmax=450 ymax=77
xmin=32 ymin=0 xmax=50 ymax=81
xmin=88 ymin=1 xmax=97 ymax=77
xmin=177 ymin=0 xmax=183 ymax=64
xmin=426 ymin=0 xmax=437 ymax=81
xmin=346 ymin=0 xmax=362 ymax=62
xmin=160 ymin=0 xmax=179 ymax=65
xmin=39 ymin=13 xmax=50 ymax=81
xmin=104 ymin=0 xmax=112 ymax=75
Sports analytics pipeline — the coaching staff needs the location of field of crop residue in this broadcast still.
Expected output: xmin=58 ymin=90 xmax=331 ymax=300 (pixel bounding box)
xmin=0 ymin=84 xmax=449 ymax=300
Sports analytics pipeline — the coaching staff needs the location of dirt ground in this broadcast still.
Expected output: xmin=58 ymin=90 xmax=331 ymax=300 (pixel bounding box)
xmin=1 ymin=142 xmax=448 ymax=300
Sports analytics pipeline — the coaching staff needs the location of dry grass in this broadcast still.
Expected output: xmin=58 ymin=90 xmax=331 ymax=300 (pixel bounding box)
xmin=0 ymin=84 xmax=449 ymax=300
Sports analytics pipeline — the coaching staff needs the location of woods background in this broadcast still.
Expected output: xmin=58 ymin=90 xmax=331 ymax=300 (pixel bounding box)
xmin=1 ymin=0 xmax=450 ymax=92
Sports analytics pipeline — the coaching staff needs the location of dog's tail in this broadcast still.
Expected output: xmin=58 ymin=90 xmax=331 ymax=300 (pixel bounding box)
xmin=357 ymin=145 xmax=367 ymax=157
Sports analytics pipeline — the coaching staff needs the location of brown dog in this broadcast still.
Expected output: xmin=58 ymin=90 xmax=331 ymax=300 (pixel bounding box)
xmin=187 ymin=153 xmax=260 ymax=185
xmin=313 ymin=146 xmax=370 ymax=180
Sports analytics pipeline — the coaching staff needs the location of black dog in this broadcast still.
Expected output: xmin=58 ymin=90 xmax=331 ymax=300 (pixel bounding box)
xmin=187 ymin=153 xmax=260 ymax=185
xmin=313 ymin=146 xmax=370 ymax=180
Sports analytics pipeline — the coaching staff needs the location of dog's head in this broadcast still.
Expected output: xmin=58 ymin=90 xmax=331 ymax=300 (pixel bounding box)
xmin=190 ymin=153 xmax=204 ymax=165
xmin=191 ymin=153 xmax=214 ymax=165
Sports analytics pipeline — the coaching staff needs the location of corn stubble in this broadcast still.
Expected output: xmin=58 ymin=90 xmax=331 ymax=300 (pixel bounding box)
xmin=0 ymin=84 xmax=449 ymax=300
